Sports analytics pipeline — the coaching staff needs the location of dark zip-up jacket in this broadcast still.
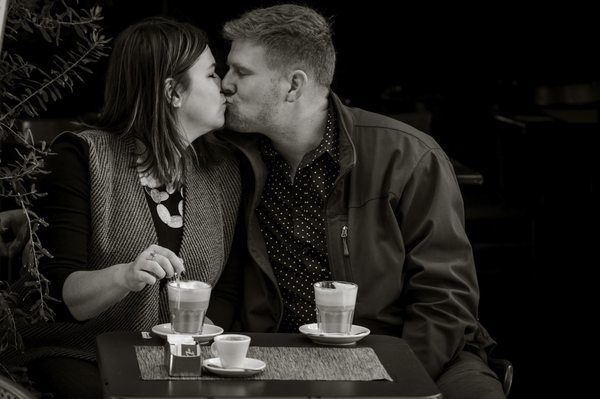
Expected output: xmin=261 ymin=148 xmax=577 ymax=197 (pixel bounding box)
xmin=217 ymin=93 xmax=495 ymax=379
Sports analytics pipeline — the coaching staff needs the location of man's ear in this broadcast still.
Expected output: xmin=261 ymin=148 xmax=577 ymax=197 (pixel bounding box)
xmin=285 ymin=70 xmax=308 ymax=102
xmin=164 ymin=77 xmax=182 ymax=108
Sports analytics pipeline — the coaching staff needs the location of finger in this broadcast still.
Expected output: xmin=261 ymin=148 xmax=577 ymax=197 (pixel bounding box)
xmin=150 ymin=253 xmax=175 ymax=278
xmin=142 ymin=261 xmax=167 ymax=280
xmin=148 ymin=245 xmax=185 ymax=275
xmin=137 ymin=270 xmax=157 ymax=286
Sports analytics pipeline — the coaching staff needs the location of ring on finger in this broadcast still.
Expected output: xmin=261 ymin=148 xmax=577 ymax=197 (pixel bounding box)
xmin=149 ymin=252 xmax=156 ymax=261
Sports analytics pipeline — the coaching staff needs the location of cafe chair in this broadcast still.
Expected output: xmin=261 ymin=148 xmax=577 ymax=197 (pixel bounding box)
xmin=0 ymin=375 xmax=35 ymax=399
xmin=488 ymin=357 xmax=514 ymax=397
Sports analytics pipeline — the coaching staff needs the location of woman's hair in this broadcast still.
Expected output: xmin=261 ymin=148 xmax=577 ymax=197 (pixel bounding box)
xmin=93 ymin=16 xmax=210 ymax=188
xmin=223 ymin=4 xmax=336 ymax=88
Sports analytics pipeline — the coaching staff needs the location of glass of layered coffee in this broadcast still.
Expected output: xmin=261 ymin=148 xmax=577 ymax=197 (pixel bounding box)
xmin=313 ymin=281 xmax=358 ymax=335
xmin=167 ymin=280 xmax=212 ymax=334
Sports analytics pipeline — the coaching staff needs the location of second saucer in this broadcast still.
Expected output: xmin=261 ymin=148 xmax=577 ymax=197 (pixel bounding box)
xmin=202 ymin=357 xmax=266 ymax=377
xmin=299 ymin=323 xmax=370 ymax=346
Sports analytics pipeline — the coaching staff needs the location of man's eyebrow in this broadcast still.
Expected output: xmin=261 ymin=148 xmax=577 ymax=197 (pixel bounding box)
xmin=228 ymin=61 xmax=250 ymax=71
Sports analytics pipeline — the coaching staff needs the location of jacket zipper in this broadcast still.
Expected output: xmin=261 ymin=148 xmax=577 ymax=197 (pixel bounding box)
xmin=341 ymin=225 xmax=350 ymax=256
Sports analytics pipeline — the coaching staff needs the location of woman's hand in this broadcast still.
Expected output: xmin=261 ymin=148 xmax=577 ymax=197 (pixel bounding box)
xmin=64 ymin=244 xmax=186 ymax=321
xmin=120 ymin=244 xmax=185 ymax=292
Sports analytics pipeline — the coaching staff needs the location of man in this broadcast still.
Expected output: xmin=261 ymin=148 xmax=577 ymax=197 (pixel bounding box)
xmin=216 ymin=4 xmax=505 ymax=399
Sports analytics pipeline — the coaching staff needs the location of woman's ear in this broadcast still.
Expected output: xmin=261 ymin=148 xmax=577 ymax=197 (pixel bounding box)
xmin=164 ymin=77 xmax=182 ymax=108
xmin=285 ymin=70 xmax=308 ymax=102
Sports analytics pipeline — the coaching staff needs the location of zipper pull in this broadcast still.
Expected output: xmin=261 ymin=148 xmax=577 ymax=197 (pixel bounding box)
xmin=341 ymin=225 xmax=350 ymax=256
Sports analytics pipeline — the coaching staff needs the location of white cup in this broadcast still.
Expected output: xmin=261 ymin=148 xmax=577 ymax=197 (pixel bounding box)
xmin=211 ymin=334 xmax=250 ymax=369
xmin=314 ymin=281 xmax=358 ymax=335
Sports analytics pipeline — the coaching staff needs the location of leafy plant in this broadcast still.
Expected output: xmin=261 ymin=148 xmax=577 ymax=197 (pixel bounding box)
xmin=0 ymin=0 xmax=110 ymax=381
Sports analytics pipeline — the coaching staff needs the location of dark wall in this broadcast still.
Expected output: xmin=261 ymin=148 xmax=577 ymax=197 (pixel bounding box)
xmin=20 ymin=0 xmax=600 ymax=118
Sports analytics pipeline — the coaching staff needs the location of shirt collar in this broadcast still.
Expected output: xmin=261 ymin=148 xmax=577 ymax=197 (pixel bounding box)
xmin=259 ymin=104 xmax=339 ymax=166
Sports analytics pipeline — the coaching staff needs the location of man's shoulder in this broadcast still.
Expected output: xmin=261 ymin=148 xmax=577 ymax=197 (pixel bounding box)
xmin=344 ymin=106 xmax=441 ymax=151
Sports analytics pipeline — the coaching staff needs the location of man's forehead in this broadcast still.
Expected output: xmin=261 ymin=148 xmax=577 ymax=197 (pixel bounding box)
xmin=228 ymin=39 xmax=267 ymax=65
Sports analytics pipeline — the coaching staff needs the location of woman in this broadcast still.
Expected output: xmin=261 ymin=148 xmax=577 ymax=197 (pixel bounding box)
xmin=18 ymin=17 xmax=241 ymax=398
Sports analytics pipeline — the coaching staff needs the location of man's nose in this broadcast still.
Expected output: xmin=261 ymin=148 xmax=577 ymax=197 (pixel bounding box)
xmin=221 ymin=70 xmax=234 ymax=95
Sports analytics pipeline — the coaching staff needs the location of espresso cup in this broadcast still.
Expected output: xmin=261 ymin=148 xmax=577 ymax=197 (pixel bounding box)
xmin=314 ymin=281 xmax=358 ymax=335
xmin=167 ymin=280 xmax=212 ymax=334
xmin=210 ymin=334 xmax=251 ymax=369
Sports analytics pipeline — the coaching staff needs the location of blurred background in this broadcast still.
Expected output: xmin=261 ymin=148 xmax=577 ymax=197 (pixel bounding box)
xmin=3 ymin=1 xmax=598 ymax=397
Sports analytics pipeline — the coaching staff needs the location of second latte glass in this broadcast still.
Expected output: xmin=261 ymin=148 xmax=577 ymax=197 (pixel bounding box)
xmin=314 ymin=281 xmax=358 ymax=335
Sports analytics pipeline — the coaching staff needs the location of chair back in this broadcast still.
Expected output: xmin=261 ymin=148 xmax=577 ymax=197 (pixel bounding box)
xmin=0 ymin=375 xmax=35 ymax=399
xmin=489 ymin=357 xmax=514 ymax=397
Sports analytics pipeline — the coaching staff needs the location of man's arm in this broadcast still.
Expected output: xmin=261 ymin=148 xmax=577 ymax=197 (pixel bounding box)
xmin=396 ymin=148 xmax=480 ymax=379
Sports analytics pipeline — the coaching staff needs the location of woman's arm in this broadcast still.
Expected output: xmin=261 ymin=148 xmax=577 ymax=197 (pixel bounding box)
xmin=38 ymin=133 xmax=183 ymax=321
xmin=63 ymin=244 xmax=183 ymax=320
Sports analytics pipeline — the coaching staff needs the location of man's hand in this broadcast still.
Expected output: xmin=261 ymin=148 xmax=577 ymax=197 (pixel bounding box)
xmin=0 ymin=209 xmax=29 ymax=258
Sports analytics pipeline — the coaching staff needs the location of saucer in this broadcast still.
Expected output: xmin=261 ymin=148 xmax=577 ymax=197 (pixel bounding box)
xmin=202 ymin=357 xmax=266 ymax=377
xmin=151 ymin=323 xmax=223 ymax=344
xmin=299 ymin=323 xmax=370 ymax=346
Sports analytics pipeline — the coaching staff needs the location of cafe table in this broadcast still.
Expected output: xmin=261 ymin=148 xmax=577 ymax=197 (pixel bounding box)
xmin=96 ymin=331 xmax=441 ymax=399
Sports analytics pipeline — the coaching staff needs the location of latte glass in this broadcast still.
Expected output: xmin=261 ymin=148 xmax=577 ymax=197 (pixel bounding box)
xmin=314 ymin=281 xmax=358 ymax=335
xmin=167 ymin=280 xmax=212 ymax=334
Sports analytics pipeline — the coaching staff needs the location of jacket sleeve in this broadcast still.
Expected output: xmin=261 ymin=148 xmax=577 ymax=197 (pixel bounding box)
xmin=395 ymin=148 xmax=480 ymax=379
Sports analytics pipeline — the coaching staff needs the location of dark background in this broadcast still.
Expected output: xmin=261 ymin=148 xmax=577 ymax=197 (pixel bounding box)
xmin=4 ymin=1 xmax=599 ymax=397
xmin=31 ymin=1 xmax=600 ymax=117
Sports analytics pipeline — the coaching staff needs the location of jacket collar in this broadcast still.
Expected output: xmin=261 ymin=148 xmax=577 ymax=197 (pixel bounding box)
xmin=329 ymin=92 xmax=357 ymax=176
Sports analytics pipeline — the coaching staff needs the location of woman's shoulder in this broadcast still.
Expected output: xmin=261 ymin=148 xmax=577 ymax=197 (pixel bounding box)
xmin=52 ymin=129 xmax=112 ymax=146
xmin=50 ymin=130 xmax=90 ymax=154
xmin=62 ymin=129 xmax=133 ymax=156
xmin=75 ymin=129 xmax=117 ymax=144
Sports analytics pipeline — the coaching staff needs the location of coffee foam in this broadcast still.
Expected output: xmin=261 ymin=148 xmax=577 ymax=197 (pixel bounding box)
xmin=168 ymin=281 xmax=211 ymax=302
xmin=314 ymin=281 xmax=357 ymax=307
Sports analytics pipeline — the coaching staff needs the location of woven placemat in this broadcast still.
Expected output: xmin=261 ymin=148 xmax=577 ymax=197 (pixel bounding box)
xmin=135 ymin=345 xmax=392 ymax=381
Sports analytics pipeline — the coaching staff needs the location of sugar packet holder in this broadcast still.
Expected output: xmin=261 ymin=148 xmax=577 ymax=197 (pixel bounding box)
xmin=164 ymin=334 xmax=202 ymax=376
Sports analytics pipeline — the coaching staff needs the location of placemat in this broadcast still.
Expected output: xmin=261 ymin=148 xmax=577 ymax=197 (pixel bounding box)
xmin=135 ymin=345 xmax=392 ymax=381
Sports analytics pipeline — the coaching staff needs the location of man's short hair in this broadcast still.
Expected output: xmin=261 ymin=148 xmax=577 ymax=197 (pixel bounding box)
xmin=223 ymin=4 xmax=336 ymax=88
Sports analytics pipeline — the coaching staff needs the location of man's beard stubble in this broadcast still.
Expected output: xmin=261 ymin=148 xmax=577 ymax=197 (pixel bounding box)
xmin=224 ymin=90 xmax=278 ymax=134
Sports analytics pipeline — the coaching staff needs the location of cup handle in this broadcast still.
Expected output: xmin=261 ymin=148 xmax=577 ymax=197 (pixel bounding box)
xmin=210 ymin=341 xmax=219 ymax=358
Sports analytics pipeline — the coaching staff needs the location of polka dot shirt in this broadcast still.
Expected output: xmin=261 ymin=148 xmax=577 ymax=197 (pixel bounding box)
xmin=257 ymin=108 xmax=340 ymax=333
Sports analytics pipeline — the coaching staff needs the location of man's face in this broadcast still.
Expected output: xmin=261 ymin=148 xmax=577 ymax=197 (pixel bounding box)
xmin=222 ymin=39 xmax=286 ymax=133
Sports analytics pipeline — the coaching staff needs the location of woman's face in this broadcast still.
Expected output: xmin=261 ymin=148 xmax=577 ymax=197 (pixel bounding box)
xmin=175 ymin=47 xmax=226 ymax=143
